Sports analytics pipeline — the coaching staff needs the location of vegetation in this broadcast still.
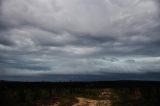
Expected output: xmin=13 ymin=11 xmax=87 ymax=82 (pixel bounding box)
xmin=111 ymin=87 xmax=160 ymax=106
xmin=0 ymin=80 xmax=160 ymax=106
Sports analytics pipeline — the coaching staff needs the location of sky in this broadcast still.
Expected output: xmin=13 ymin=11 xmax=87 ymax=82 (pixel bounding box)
xmin=0 ymin=0 xmax=160 ymax=81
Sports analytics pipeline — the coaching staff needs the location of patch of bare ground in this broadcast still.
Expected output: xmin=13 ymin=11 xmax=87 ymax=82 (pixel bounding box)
xmin=72 ymin=97 xmax=111 ymax=106
xmin=40 ymin=89 xmax=113 ymax=106
xmin=37 ymin=102 xmax=60 ymax=106
xmin=73 ymin=89 xmax=112 ymax=106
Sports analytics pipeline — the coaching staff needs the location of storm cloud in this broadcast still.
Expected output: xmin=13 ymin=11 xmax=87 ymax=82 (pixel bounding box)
xmin=0 ymin=0 xmax=160 ymax=81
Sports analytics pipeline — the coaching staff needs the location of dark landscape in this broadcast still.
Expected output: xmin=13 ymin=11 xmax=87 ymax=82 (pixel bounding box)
xmin=1 ymin=80 xmax=160 ymax=106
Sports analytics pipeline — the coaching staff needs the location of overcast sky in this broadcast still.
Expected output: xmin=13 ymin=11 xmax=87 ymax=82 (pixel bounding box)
xmin=0 ymin=0 xmax=160 ymax=81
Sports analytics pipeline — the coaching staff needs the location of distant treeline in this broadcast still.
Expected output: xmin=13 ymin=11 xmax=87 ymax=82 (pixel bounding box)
xmin=1 ymin=80 xmax=160 ymax=88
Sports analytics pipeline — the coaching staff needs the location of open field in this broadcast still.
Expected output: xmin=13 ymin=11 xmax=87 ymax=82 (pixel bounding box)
xmin=0 ymin=80 xmax=160 ymax=106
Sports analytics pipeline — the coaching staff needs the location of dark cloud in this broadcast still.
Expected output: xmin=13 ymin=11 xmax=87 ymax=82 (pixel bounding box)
xmin=0 ymin=34 xmax=15 ymax=46
xmin=0 ymin=21 xmax=8 ymax=31
xmin=1 ymin=72 xmax=160 ymax=81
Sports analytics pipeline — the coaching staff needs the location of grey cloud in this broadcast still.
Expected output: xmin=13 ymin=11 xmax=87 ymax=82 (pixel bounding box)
xmin=0 ymin=0 xmax=3 ymax=12
xmin=156 ymin=0 xmax=160 ymax=16
xmin=125 ymin=59 xmax=136 ymax=63
xmin=71 ymin=35 xmax=116 ymax=47
xmin=1 ymin=0 xmax=158 ymax=35
xmin=0 ymin=20 xmax=9 ymax=31
xmin=0 ymin=52 xmax=51 ymax=74
xmin=0 ymin=0 xmax=8 ymax=31
xmin=0 ymin=0 xmax=160 ymax=81
xmin=0 ymin=32 xmax=15 ymax=46
xmin=102 ymin=57 xmax=119 ymax=62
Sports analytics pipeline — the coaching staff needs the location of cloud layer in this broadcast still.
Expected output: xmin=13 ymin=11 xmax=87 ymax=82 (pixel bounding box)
xmin=0 ymin=0 xmax=160 ymax=80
